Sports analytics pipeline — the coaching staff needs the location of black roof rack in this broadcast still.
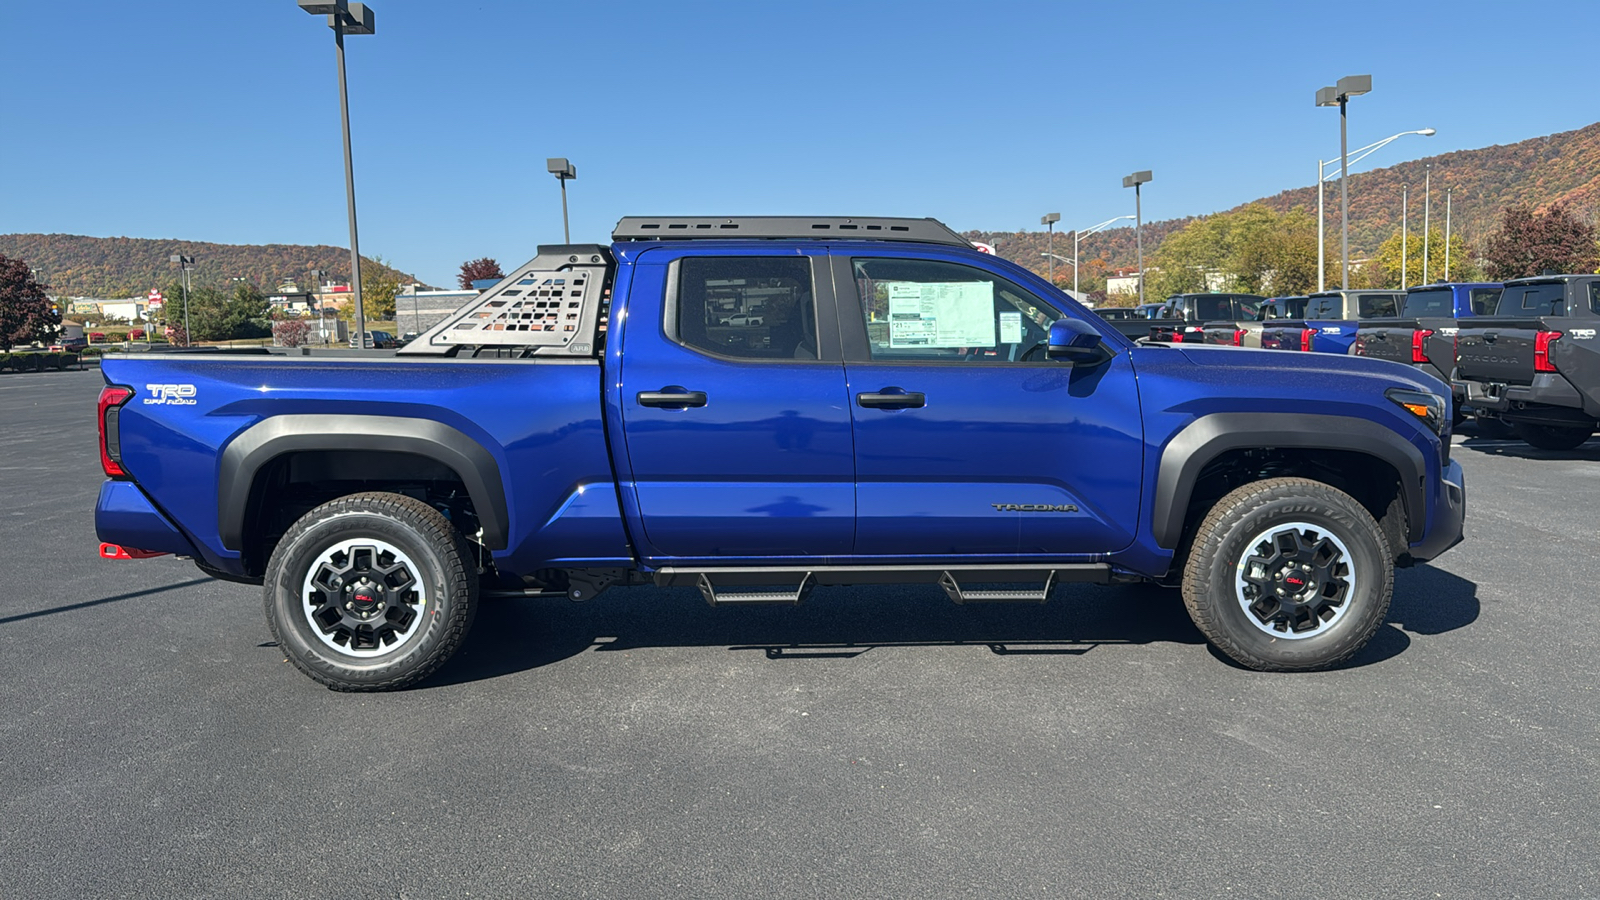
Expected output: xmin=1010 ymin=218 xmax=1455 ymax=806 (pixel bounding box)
xmin=612 ymin=216 xmax=971 ymax=247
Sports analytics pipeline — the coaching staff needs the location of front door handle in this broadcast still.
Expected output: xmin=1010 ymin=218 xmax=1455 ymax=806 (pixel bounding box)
xmin=638 ymin=389 xmax=708 ymax=409
xmin=857 ymin=390 xmax=925 ymax=410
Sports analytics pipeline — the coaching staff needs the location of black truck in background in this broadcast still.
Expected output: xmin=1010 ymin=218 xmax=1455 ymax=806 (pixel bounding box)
xmin=1353 ymin=282 xmax=1503 ymax=425
xmin=1204 ymin=295 xmax=1308 ymax=348
xmin=1452 ymin=274 xmax=1600 ymax=450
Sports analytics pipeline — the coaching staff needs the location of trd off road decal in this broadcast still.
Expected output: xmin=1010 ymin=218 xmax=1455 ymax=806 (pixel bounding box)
xmin=143 ymin=384 xmax=197 ymax=406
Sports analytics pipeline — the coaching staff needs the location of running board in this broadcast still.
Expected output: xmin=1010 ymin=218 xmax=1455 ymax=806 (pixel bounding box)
xmin=696 ymin=572 xmax=815 ymax=606
xmin=655 ymin=564 xmax=1108 ymax=605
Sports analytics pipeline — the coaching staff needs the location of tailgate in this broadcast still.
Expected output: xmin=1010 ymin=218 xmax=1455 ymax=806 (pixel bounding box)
xmin=1259 ymin=322 xmax=1306 ymax=351
xmin=1455 ymin=318 xmax=1546 ymax=385
xmin=1354 ymin=320 xmax=1417 ymax=364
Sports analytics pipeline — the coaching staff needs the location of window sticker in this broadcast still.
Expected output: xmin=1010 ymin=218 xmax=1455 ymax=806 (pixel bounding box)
xmin=884 ymin=281 xmax=996 ymax=348
xmin=999 ymin=311 xmax=1023 ymax=344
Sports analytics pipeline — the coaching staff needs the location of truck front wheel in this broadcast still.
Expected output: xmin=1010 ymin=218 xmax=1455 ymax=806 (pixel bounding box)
xmin=264 ymin=492 xmax=477 ymax=691
xmin=1181 ymin=478 xmax=1392 ymax=671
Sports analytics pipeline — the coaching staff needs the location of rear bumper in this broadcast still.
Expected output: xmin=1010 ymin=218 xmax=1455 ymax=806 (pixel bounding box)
xmin=1455 ymin=374 xmax=1584 ymax=414
xmin=1407 ymin=460 xmax=1465 ymax=564
xmin=95 ymin=481 xmax=202 ymax=558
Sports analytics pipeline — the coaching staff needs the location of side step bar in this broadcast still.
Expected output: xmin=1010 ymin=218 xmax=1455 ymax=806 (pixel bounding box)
xmin=655 ymin=564 xmax=1110 ymax=607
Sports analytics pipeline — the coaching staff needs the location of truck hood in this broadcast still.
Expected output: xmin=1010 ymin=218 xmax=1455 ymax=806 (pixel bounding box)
xmin=1161 ymin=343 xmax=1446 ymax=395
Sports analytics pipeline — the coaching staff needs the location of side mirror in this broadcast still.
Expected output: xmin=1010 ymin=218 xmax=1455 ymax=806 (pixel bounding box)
xmin=1046 ymin=317 xmax=1105 ymax=364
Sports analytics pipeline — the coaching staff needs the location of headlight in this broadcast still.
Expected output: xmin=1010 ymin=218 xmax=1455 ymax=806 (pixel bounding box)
xmin=1385 ymin=387 xmax=1445 ymax=435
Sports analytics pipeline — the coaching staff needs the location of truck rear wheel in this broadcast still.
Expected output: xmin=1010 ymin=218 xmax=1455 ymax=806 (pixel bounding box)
xmin=1512 ymin=421 xmax=1594 ymax=451
xmin=1180 ymin=478 xmax=1392 ymax=671
xmin=264 ymin=492 xmax=477 ymax=691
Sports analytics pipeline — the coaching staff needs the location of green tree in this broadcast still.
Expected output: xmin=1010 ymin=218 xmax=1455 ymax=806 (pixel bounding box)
xmin=362 ymin=255 xmax=403 ymax=320
xmin=1363 ymin=228 xmax=1478 ymax=289
xmin=1148 ymin=204 xmax=1326 ymax=298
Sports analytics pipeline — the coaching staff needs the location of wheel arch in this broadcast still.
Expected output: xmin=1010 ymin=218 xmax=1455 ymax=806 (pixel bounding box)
xmin=1152 ymin=412 xmax=1427 ymax=551
xmin=218 ymin=415 xmax=510 ymax=555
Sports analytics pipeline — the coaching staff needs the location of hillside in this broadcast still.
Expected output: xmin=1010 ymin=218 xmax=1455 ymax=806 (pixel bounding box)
xmin=0 ymin=233 xmax=424 ymax=298
xmin=972 ymin=121 xmax=1600 ymax=281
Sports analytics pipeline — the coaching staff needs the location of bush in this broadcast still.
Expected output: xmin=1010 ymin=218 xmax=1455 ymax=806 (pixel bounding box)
xmin=88 ymin=332 xmax=106 ymax=343
xmin=129 ymin=329 xmax=145 ymax=341
xmin=13 ymin=353 xmax=39 ymax=372
xmin=0 ymin=352 xmax=10 ymax=372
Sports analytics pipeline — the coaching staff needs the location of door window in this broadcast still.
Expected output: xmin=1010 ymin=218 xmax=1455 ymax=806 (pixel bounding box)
xmin=1470 ymin=288 xmax=1502 ymax=316
xmin=673 ymin=257 xmax=818 ymax=359
xmin=850 ymin=258 xmax=1061 ymax=362
xmin=1357 ymin=294 xmax=1399 ymax=318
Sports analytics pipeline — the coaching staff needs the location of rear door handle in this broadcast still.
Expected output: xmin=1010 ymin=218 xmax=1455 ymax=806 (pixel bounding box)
xmin=637 ymin=390 xmax=708 ymax=408
xmin=857 ymin=390 xmax=925 ymax=409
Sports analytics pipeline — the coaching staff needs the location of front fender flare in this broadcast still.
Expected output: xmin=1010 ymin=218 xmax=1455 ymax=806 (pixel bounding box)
xmin=1151 ymin=412 xmax=1428 ymax=549
xmin=217 ymin=414 xmax=510 ymax=551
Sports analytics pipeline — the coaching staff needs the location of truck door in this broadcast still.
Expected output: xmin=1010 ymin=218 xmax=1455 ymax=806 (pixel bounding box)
xmin=833 ymin=251 xmax=1143 ymax=557
xmin=614 ymin=248 xmax=855 ymax=562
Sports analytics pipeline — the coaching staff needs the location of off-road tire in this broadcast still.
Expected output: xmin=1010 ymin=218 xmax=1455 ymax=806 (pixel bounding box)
xmin=264 ymin=492 xmax=477 ymax=691
xmin=1181 ymin=477 xmax=1392 ymax=671
xmin=1512 ymin=421 xmax=1594 ymax=452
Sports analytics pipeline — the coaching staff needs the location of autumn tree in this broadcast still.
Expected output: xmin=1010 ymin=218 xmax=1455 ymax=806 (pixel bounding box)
xmin=458 ymin=257 xmax=505 ymax=289
xmin=1362 ymin=228 xmax=1479 ymax=289
xmin=1483 ymin=202 xmax=1600 ymax=280
xmin=0 ymin=254 xmax=56 ymax=350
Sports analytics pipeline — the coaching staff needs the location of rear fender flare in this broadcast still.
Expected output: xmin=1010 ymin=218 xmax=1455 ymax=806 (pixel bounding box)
xmin=218 ymin=414 xmax=509 ymax=551
xmin=1151 ymin=412 xmax=1427 ymax=549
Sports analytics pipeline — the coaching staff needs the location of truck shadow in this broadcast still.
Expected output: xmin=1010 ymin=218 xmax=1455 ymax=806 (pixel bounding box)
xmin=423 ymin=565 xmax=1480 ymax=687
xmin=1456 ymin=435 xmax=1600 ymax=461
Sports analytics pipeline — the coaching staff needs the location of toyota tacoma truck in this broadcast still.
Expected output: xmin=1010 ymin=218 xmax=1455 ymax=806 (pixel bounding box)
xmin=1260 ymin=289 xmax=1406 ymax=354
xmin=1353 ymin=283 xmax=1503 ymax=426
xmin=1452 ymin=274 xmax=1600 ymax=450
xmin=1148 ymin=293 xmax=1265 ymax=344
xmin=1204 ymin=295 xmax=1308 ymax=348
xmin=93 ymin=216 xmax=1466 ymax=691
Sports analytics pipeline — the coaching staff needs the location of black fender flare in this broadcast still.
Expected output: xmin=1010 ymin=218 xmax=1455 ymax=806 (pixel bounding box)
xmin=1151 ymin=412 xmax=1428 ymax=549
xmin=218 ymin=414 xmax=510 ymax=551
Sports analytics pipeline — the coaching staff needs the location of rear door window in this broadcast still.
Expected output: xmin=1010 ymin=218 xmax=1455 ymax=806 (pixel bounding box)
xmin=673 ymin=257 xmax=818 ymax=359
xmin=1513 ymin=283 xmax=1565 ymax=316
xmin=1307 ymin=297 xmax=1340 ymax=319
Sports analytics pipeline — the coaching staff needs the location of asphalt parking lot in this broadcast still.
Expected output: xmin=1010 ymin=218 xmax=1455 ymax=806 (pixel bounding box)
xmin=2 ymin=367 xmax=1597 ymax=899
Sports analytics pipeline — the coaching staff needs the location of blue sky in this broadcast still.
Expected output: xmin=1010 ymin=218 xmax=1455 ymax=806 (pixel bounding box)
xmin=3 ymin=0 xmax=1595 ymax=288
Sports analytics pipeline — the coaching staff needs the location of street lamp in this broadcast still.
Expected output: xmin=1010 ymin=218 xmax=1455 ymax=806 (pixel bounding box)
xmin=548 ymin=158 xmax=576 ymax=242
xmin=169 ymin=254 xmax=194 ymax=345
xmin=1316 ymin=127 xmax=1433 ymax=291
xmin=1122 ymin=171 xmax=1153 ymax=305
xmin=308 ymin=268 xmax=325 ymax=343
xmin=1071 ymin=216 xmax=1134 ymax=297
xmin=1316 ymin=75 xmax=1372 ymax=291
xmin=1040 ymin=212 xmax=1060 ymax=283
xmin=297 ymin=0 xmax=376 ymax=346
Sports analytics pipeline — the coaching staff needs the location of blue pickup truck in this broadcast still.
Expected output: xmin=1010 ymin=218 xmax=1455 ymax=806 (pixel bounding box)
xmin=1261 ymin=289 xmax=1407 ymax=355
xmin=94 ymin=216 xmax=1466 ymax=690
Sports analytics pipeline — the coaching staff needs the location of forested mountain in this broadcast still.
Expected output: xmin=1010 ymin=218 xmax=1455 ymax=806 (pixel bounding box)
xmin=971 ymin=121 xmax=1600 ymax=285
xmin=0 ymin=233 xmax=423 ymax=298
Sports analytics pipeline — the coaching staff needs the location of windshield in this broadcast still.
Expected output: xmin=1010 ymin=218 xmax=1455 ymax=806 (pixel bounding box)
xmin=1266 ymin=297 xmax=1307 ymax=319
xmin=1402 ymin=289 xmax=1454 ymax=317
xmin=1189 ymin=296 xmax=1259 ymax=320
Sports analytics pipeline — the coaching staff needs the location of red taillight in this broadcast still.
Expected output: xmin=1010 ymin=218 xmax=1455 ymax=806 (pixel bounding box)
xmin=1232 ymin=328 xmax=1245 ymax=346
xmin=1412 ymin=329 xmax=1435 ymax=364
xmin=1300 ymin=328 xmax=1316 ymax=352
xmin=1171 ymin=332 xmax=1183 ymax=343
xmin=98 ymin=385 xmax=134 ymax=477
xmin=1535 ymin=331 xmax=1562 ymax=373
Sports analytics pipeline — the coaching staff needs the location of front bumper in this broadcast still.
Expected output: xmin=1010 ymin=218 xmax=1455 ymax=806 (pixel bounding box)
xmin=1406 ymin=459 xmax=1465 ymax=563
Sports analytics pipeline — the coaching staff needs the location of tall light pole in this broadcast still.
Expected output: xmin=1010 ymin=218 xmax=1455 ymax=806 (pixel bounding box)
xmin=1122 ymin=171 xmax=1153 ymax=304
xmin=308 ymin=268 xmax=325 ymax=343
xmin=169 ymin=254 xmax=193 ymax=345
xmin=1445 ymin=187 xmax=1453 ymax=282
xmin=298 ymin=1 xmax=375 ymax=346
xmin=548 ymin=158 xmax=576 ymax=242
xmin=1069 ymin=215 xmax=1134 ymax=296
xmin=409 ymin=282 xmax=422 ymax=335
xmin=1401 ymin=185 xmax=1409 ymax=289
xmin=1423 ymin=165 xmax=1432 ymax=284
xmin=1316 ymin=75 xmax=1372 ymax=291
xmin=1314 ymin=127 xmax=1433 ymax=291
xmin=1040 ymin=212 xmax=1060 ymax=284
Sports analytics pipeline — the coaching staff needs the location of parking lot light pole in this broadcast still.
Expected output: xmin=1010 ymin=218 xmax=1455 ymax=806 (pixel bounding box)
xmin=1040 ymin=213 xmax=1060 ymax=283
xmin=1402 ymin=186 xmax=1408 ymax=289
xmin=308 ymin=268 xmax=325 ymax=343
xmin=1316 ymin=76 xmax=1372 ymax=291
xmin=547 ymin=158 xmax=576 ymax=242
xmin=1122 ymin=172 xmax=1153 ymax=305
xmin=297 ymin=1 xmax=375 ymax=346
xmin=169 ymin=254 xmax=194 ymax=344
xmin=1066 ymin=216 xmax=1133 ymax=296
